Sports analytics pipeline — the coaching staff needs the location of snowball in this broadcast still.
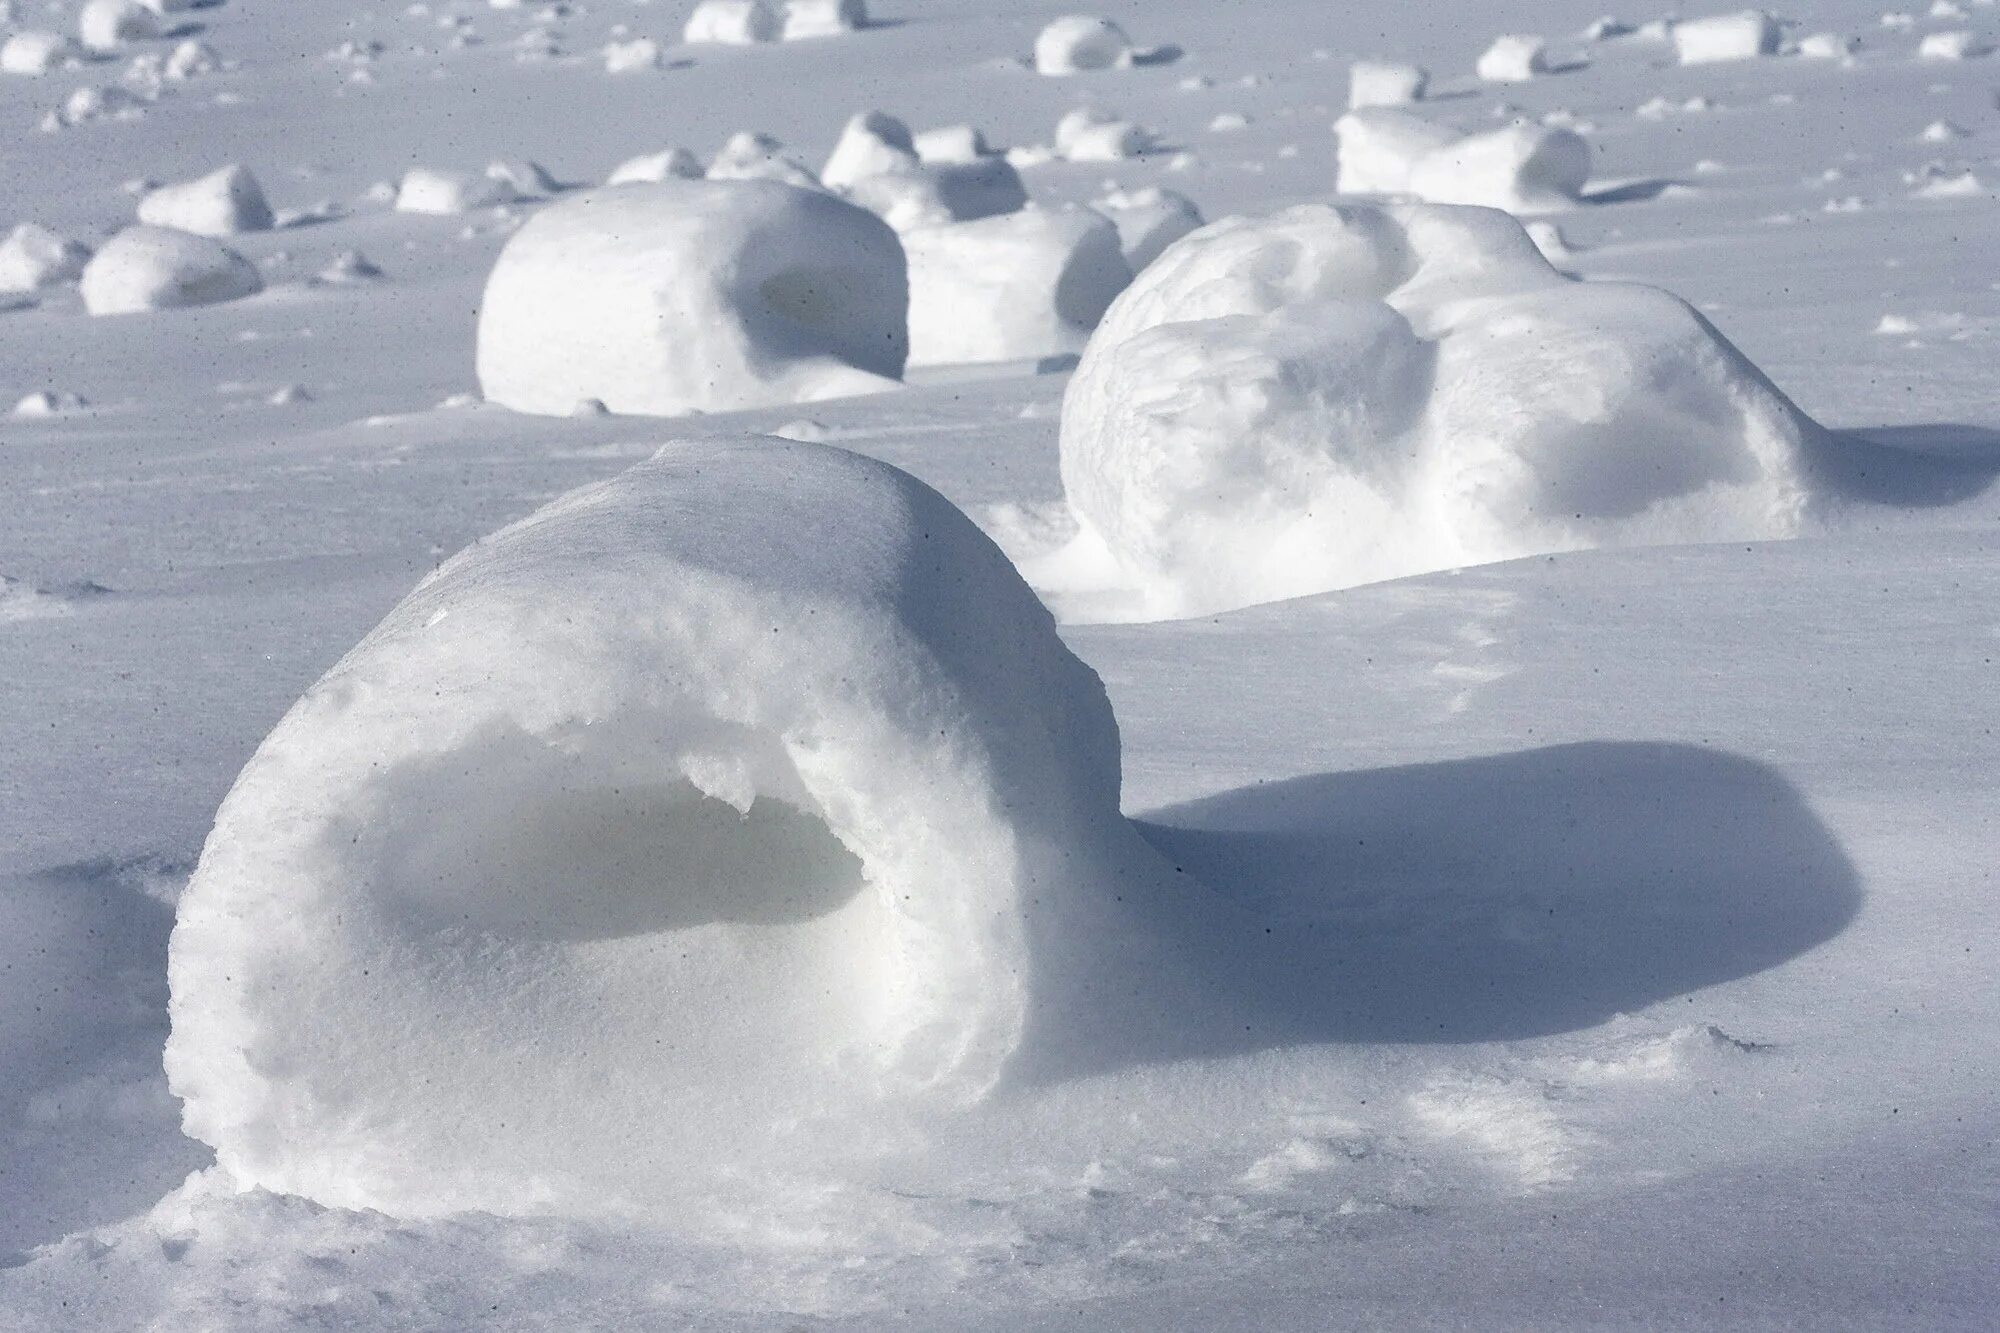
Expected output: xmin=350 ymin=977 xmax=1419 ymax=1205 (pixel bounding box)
xmin=0 ymin=223 xmax=91 ymax=293
xmin=395 ymin=168 xmax=514 ymax=215
xmin=1090 ymin=186 xmax=1204 ymax=272
xmin=782 ymin=0 xmax=866 ymax=41
xmin=1056 ymin=202 xmax=1822 ymax=617
xmin=165 ymin=438 xmax=1172 ymax=1215
xmin=477 ymin=180 xmax=906 ymax=416
xmin=1405 ymin=122 xmax=1592 ymax=213
xmin=1338 ymin=111 xmax=1589 ymax=213
xmin=606 ymin=147 xmax=704 ymax=185
xmin=1348 ymin=59 xmax=1428 ymax=108
xmin=78 ymin=0 xmax=158 ymax=52
xmin=705 ymin=130 xmax=823 ymax=189
xmin=1672 ymin=12 xmax=1782 ymax=64
xmin=1055 ymin=105 xmax=1153 ymax=161
xmin=1034 ymin=15 xmax=1133 ymax=74
xmin=136 ymin=165 xmax=274 ymax=237
xmin=1 ymin=30 xmax=79 ymax=75
xmin=80 ymin=226 xmax=262 ymax=316
xmin=683 ymin=0 xmax=779 ymax=45
xmin=904 ymin=207 xmax=1132 ymax=367
xmin=1918 ymin=30 xmax=1992 ymax=59
xmin=1476 ymin=34 xmax=1550 ymax=82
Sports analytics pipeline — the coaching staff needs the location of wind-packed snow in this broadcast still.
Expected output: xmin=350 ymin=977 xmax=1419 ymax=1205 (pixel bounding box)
xmin=477 ymin=180 xmax=906 ymax=415
xmin=1048 ymin=202 xmax=1823 ymax=618
xmin=2 ymin=0 xmax=1998 ymax=1327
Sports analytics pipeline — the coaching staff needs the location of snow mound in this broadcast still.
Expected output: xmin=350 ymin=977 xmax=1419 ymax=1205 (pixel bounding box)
xmin=78 ymin=0 xmax=157 ymax=52
xmin=683 ymin=0 xmax=778 ymax=46
xmin=1337 ymin=111 xmax=1589 ymax=213
xmin=1673 ymin=12 xmax=1782 ymax=64
xmin=1055 ymin=105 xmax=1154 ymax=161
xmin=1349 ymin=59 xmax=1428 ymax=108
xmin=477 ymin=180 xmax=906 ymax=416
xmin=165 ymin=438 xmax=1175 ymax=1215
xmin=136 ymin=165 xmax=274 ymax=237
xmin=394 ymin=168 xmax=513 ymax=215
xmin=0 ymin=223 xmax=91 ymax=293
xmin=1477 ymin=34 xmax=1550 ymax=82
xmin=1034 ymin=16 xmax=1133 ymax=74
xmin=821 ymin=112 xmax=1026 ymax=232
xmin=2 ymin=30 xmax=79 ymax=75
xmin=783 ymin=0 xmax=866 ymax=41
xmin=905 ymin=207 xmax=1132 ymax=367
xmin=80 ymin=226 xmax=262 ymax=316
xmin=1091 ymin=185 xmax=1204 ymax=272
xmin=606 ymin=147 xmax=703 ymax=185
xmin=1053 ymin=202 xmax=1824 ymax=618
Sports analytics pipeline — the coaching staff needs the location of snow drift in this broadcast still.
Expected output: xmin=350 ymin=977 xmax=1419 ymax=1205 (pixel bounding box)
xmin=477 ymin=180 xmax=906 ymax=416
xmin=1053 ymin=202 xmax=1824 ymax=618
xmin=165 ymin=438 xmax=1202 ymax=1216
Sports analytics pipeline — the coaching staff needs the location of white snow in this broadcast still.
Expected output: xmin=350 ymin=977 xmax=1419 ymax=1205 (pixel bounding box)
xmin=1034 ymin=15 xmax=1133 ymax=74
xmin=476 ymin=180 xmax=906 ymax=415
xmin=1054 ymin=104 xmax=1154 ymax=160
xmin=705 ymin=129 xmax=823 ymax=188
xmin=77 ymin=0 xmax=159 ymax=52
xmin=683 ymin=0 xmax=779 ymax=46
xmin=783 ymin=0 xmax=867 ymax=41
xmin=1051 ymin=202 xmax=1822 ymax=617
xmin=0 ymin=223 xmax=92 ymax=293
xmin=1091 ymin=185 xmax=1205 ymax=272
xmin=1348 ymin=59 xmax=1428 ymax=108
xmin=1477 ymin=34 xmax=1551 ymax=82
xmin=1 ymin=30 xmax=79 ymax=76
xmin=602 ymin=37 xmax=662 ymax=73
xmin=1338 ymin=110 xmax=1590 ymax=212
xmin=1917 ymin=29 xmax=1993 ymax=58
xmin=822 ymin=111 xmax=1026 ymax=231
xmin=394 ymin=167 xmax=514 ymax=214
xmin=1673 ymin=11 xmax=1784 ymax=64
xmin=135 ymin=165 xmax=274 ymax=237
xmin=904 ymin=206 xmax=1132 ymax=366
xmin=606 ymin=146 xmax=704 ymax=184
xmin=78 ymin=226 xmax=262 ymax=315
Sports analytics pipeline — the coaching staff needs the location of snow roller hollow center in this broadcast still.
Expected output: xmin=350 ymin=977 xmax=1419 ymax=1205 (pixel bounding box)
xmin=165 ymin=439 xmax=1213 ymax=1217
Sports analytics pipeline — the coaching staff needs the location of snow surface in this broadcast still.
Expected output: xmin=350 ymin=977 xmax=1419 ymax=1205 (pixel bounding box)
xmin=2 ymin=0 xmax=1998 ymax=1327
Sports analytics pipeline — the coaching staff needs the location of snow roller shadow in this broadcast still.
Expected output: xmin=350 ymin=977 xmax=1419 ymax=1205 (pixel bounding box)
xmin=1812 ymin=425 xmax=2000 ymax=508
xmin=1130 ymin=742 xmax=1860 ymax=1046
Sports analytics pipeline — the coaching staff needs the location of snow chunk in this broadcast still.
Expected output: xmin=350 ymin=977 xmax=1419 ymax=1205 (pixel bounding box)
xmin=1338 ymin=111 xmax=1590 ymax=213
xmin=477 ymin=180 xmax=906 ymax=416
xmin=12 ymin=389 xmax=89 ymax=417
xmin=0 ymin=223 xmax=91 ymax=293
xmin=1348 ymin=59 xmax=1428 ymax=108
xmin=822 ymin=112 xmax=1025 ymax=232
xmin=914 ymin=124 xmax=990 ymax=163
xmin=706 ymin=130 xmax=823 ymax=189
xmin=1796 ymin=31 xmax=1857 ymax=58
xmin=1918 ymin=30 xmax=1992 ymax=59
xmin=2 ymin=30 xmax=79 ymax=75
xmin=1055 ymin=105 xmax=1154 ymax=161
xmin=395 ymin=168 xmax=514 ymax=215
xmin=1477 ymin=34 xmax=1550 ymax=82
xmin=602 ymin=37 xmax=662 ymax=73
xmin=78 ymin=0 xmax=158 ymax=52
xmin=606 ymin=147 xmax=704 ymax=185
xmin=1055 ymin=202 xmax=1822 ymax=617
xmin=820 ymin=110 xmax=921 ymax=189
xmin=1034 ymin=15 xmax=1133 ymax=74
xmin=905 ymin=207 xmax=1132 ymax=366
xmin=80 ymin=226 xmax=262 ymax=316
xmin=782 ymin=0 xmax=866 ymax=41
xmin=165 ymin=438 xmax=1156 ymax=1215
xmin=683 ymin=0 xmax=778 ymax=46
xmin=1090 ymin=185 xmax=1204 ymax=272
xmin=1673 ymin=12 xmax=1782 ymax=64
xmin=136 ymin=165 xmax=274 ymax=237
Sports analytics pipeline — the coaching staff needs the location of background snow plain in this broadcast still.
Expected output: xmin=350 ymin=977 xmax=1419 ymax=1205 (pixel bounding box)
xmin=2 ymin=0 xmax=1998 ymax=1327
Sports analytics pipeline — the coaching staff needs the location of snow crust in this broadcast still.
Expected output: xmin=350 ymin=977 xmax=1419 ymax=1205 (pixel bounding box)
xmin=476 ymin=180 xmax=906 ymax=415
xmin=78 ymin=226 xmax=262 ymax=316
xmin=905 ymin=207 xmax=1132 ymax=366
xmin=164 ymin=437 xmax=1190 ymax=1215
xmin=1053 ymin=202 xmax=1824 ymax=618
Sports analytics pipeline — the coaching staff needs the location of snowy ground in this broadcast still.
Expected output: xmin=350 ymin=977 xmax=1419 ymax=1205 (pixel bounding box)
xmin=3 ymin=0 xmax=1998 ymax=1327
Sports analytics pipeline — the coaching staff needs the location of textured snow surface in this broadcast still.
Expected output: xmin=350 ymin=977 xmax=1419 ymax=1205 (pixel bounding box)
xmin=2 ymin=0 xmax=1998 ymax=1327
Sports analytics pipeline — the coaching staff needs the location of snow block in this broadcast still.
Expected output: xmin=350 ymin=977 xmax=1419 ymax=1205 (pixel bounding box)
xmin=1057 ymin=202 xmax=1824 ymax=617
xmin=477 ymin=180 xmax=906 ymax=416
xmin=905 ymin=207 xmax=1133 ymax=366
xmin=80 ymin=226 xmax=262 ymax=316
xmin=136 ymin=165 xmax=274 ymax=237
xmin=165 ymin=438 xmax=1157 ymax=1215
xmin=1476 ymin=34 xmax=1549 ymax=82
xmin=1348 ymin=59 xmax=1428 ymax=109
xmin=1673 ymin=12 xmax=1782 ymax=64
xmin=1034 ymin=15 xmax=1132 ymax=74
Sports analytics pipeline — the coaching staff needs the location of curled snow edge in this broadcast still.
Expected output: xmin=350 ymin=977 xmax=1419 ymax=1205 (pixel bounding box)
xmin=1047 ymin=202 xmax=1827 ymax=620
xmin=166 ymin=438 xmax=1220 ymax=1217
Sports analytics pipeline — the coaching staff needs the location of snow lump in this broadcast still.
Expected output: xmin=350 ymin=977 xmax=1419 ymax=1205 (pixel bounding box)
xmin=904 ymin=207 xmax=1132 ymax=366
xmin=79 ymin=226 xmax=262 ymax=315
xmin=136 ymin=165 xmax=274 ymax=237
xmin=1034 ymin=16 xmax=1132 ymax=74
xmin=165 ymin=437 xmax=1189 ymax=1216
xmin=1053 ymin=202 xmax=1825 ymax=618
xmin=0 ymin=223 xmax=91 ymax=293
xmin=477 ymin=179 xmax=907 ymax=415
xmin=683 ymin=0 xmax=779 ymax=45
xmin=1337 ymin=110 xmax=1590 ymax=213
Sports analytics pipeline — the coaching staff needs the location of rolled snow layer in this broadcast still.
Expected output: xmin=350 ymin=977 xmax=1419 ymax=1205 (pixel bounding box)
xmin=1057 ymin=202 xmax=1824 ymax=617
xmin=1034 ymin=15 xmax=1132 ymax=74
xmin=905 ymin=207 xmax=1133 ymax=366
xmin=80 ymin=226 xmax=261 ymax=315
xmin=166 ymin=438 xmax=1171 ymax=1214
xmin=477 ymin=180 xmax=907 ymax=415
xmin=136 ymin=165 xmax=274 ymax=237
